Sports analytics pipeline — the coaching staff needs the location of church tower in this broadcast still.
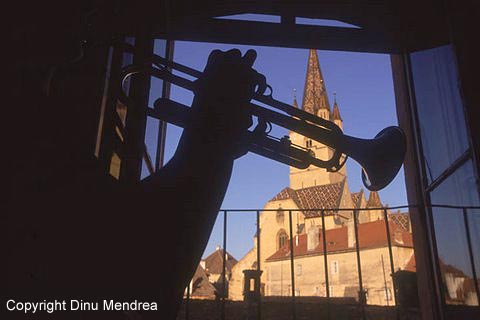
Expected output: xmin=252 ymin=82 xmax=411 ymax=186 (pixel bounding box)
xmin=289 ymin=49 xmax=346 ymax=189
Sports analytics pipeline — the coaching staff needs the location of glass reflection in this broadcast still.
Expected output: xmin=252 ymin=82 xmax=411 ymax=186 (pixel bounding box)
xmin=410 ymin=45 xmax=469 ymax=184
xmin=430 ymin=161 xmax=479 ymax=305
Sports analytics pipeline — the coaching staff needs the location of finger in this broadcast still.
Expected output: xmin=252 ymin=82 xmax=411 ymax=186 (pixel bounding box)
xmin=205 ymin=49 xmax=223 ymax=69
xmin=224 ymin=49 xmax=241 ymax=60
xmin=242 ymin=49 xmax=257 ymax=67
xmin=254 ymin=73 xmax=268 ymax=95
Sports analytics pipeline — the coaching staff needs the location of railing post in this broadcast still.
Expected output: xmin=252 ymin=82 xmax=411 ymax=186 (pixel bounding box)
xmin=256 ymin=210 xmax=262 ymax=320
xmin=185 ymin=283 xmax=190 ymax=320
xmin=221 ymin=210 xmax=227 ymax=320
xmin=383 ymin=208 xmax=399 ymax=319
xmin=288 ymin=210 xmax=296 ymax=320
xmin=321 ymin=209 xmax=330 ymax=320
xmin=463 ymin=208 xmax=480 ymax=302
xmin=353 ymin=209 xmax=366 ymax=320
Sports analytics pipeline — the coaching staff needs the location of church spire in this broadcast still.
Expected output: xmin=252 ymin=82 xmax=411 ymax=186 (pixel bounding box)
xmin=301 ymin=49 xmax=331 ymax=115
xmin=332 ymin=92 xmax=342 ymax=121
xmin=293 ymin=88 xmax=299 ymax=108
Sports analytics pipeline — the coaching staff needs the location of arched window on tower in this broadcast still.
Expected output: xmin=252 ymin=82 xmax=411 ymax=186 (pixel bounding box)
xmin=306 ymin=139 xmax=313 ymax=148
xmin=277 ymin=229 xmax=288 ymax=250
xmin=276 ymin=207 xmax=285 ymax=224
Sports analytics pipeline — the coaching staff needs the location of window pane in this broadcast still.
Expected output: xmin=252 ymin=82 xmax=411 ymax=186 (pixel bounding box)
xmin=467 ymin=210 xmax=480 ymax=302
xmin=429 ymin=161 xmax=479 ymax=305
xmin=148 ymin=40 xmax=167 ymax=107
xmin=410 ymin=45 xmax=469 ymax=184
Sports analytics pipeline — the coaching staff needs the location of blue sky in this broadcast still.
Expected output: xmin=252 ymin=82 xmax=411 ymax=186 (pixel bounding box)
xmin=146 ymin=40 xmax=408 ymax=260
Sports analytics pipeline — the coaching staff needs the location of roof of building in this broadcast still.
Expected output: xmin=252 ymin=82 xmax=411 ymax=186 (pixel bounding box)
xmin=269 ymin=179 xmax=346 ymax=217
xmin=301 ymin=49 xmax=330 ymax=115
xmin=191 ymin=265 xmax=217 ymax=298
xmin=366 ymin=191 xmax=382 ymax=208
xmin=266 ymin=219 xmax=413 ymax=262
xmin=438 ymin=259 xmax=478 ymax=302
xmin=389 ymin=211 xmax=410 ymax=231
xmin=351 ymin=189 xmax=364 ymax=208
xmin=293 ymin=90 xmax=299 ymax=108
xmin=332 ymin=100 xmax=342 ymax=121
xmin=203 ymin=248 xmax=238 ymax=275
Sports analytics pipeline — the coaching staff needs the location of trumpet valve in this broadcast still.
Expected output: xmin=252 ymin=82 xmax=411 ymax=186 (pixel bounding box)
xmin=280 ymin=135 xmax=292 ymax=147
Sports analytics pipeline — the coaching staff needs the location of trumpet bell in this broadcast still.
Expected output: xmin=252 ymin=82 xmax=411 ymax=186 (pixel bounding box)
xmin=359 ymin=126 xmax=406 ymax=191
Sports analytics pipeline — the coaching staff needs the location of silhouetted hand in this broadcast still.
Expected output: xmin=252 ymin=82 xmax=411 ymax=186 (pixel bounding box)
xmin=190 ymin=48 xmax=265 ymax=158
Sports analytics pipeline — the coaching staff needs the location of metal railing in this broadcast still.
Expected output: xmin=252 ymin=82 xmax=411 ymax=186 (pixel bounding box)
xmin=179 ymin=204 xmax=480 ymax=320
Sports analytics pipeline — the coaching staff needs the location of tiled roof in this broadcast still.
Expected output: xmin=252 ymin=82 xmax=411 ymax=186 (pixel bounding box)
xmin=438 ymin=259 xmax=478 ymax=302
xmin=191 ymin=265 xmax=216 ymax=298
xmin=266 ymin=219 xmax=413 ymax=262
xmin=270 ymin=187 xmax=298 ymax=202
xmin=269 ymin=180 xmax=345 ymax=217
xmin=389 ymin=211 xmax=410 ymax=231
xmin=351 ymin=190 xmax=364 ymax=208
xmin=203 ymin=248 xmax=238 ymax=275
xmin=367 ymin=191 xmax=382 ymax=208
xmin=301 ymin=49 xmax=331 ymax=114
xmin=332 ymin=101 xmax=342 ymax=121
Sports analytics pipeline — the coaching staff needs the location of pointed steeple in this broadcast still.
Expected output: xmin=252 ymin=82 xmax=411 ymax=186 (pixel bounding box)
xmin=301 ymin=49 xmax=331 ymax=115
xmin=332 ymin=92 xmax=342 ymax=121
xmin=293 ymin=88 xmax=299 ymax=108
xmin=367 ymin=191 xmax=382 ymax=208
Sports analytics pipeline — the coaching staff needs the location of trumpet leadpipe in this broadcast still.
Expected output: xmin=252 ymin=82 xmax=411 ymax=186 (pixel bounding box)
xmin=150 ymin=98 xmax=332 ymax=169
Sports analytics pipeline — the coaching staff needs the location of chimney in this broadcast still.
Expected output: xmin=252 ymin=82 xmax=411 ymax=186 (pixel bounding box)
xmin=307 ymin=225 xmax=320 ymax=251
xmin=347 ymin=219 xmax=355 ymax=248
xmin=216 ymin=245 xmax=221 ymax=251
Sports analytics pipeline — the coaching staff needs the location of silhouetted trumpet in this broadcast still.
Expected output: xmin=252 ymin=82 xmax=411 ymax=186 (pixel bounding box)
xmin=118 ymin=44 xmax=406 ymax=191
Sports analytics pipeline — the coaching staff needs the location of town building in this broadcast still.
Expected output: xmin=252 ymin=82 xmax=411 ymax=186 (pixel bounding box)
xmin=189 ymin=246 xmax=238 ymax=299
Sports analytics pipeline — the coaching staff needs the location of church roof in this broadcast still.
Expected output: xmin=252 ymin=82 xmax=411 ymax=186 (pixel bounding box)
xmin=266 ymin=219 xmax=413 ymax=262
xmin=332 ymin=100 xmax=342 ymax=121
xmin=389 ymin=211 xmax=410 ymax=231
xmin=203 ymin=248 xmax=238 ymax=275
xmin=269 ymin=179 xmax=346 ymax=217
xmin=293 ymin=89 xmax=299 ymax=108
xmin=301 ymin=49 xmax=331 ymax=115
xmin=351 ymin=190 xmax=364 ymax=208
xmin=367 ymin=191 xmax=382 ymax=208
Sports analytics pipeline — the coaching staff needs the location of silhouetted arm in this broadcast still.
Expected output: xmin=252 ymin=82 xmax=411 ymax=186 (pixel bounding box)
xmin=125 ymin=49 xmax=260 ymax=318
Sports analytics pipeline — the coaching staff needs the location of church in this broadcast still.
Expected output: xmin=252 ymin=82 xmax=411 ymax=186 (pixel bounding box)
xmin=228 ymin=49 xmax=414 ymax=306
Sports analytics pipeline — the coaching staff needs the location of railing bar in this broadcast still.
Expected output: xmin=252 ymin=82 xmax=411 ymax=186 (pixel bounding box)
xmin=463 ymin=208 xmax=480 ymax=302
xmin=321 ymin=209 xmax=331 ymax=320
xmin=221 ymin=210 xmax=227 ymax=320
xmin=353 ymin=209 xmax=366 ymax=320
xmin=383 ymin=208 xmax=399 ymax=319
xmin=288 ymin=210 xmax=296 ymax=320
xmin=256 ymin=210 xmax=262 ymax=320
xmin=218 ymin=204 xmax=480 ymax=212
xmin=185 ymin=284 xmax=190 ymax=320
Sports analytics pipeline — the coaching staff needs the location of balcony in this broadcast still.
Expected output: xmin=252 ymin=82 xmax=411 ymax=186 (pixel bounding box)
xmin=177 ymin=205 xmax=479 ymax=320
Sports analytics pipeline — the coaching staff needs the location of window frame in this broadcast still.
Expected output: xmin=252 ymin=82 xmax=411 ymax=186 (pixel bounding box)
xmin=392 ymin=41 xmax=480 ymax=319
